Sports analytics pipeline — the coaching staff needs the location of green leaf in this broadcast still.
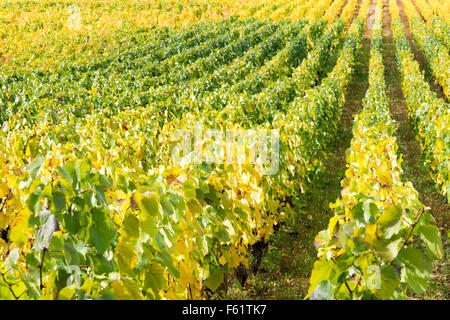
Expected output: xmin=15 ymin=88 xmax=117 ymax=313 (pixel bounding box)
xmin=73 ymin=239 xmax=89 ymax=257
xmin=379 ymin=265 xmax=400 ymax=299
xmin=141 ymin=215 xmax=157 ymax=237
xmin=403 ymin=266 xmax=429 ymax=295
xmin=204 ymin=270 xmax=224 ymax=292
xmin=155 ymin=248 xmax=180 ymax=278
xmin=57 ymin=166 xmax=73 ymax=184
xmin=61 ymin=208 xmax=81 ymax=235
xmin=377 ymin=205 xmax=402 ymax=239
xmin=160 ymin=197 xmax=174 ymax=217
xmin=88 ymin=209 xmax=117 ymax=254
xmin=144 ymin=264 xmax=166 ymax=294
xmin=398 ymin=247 xmax=432 ymax=280
xmin=377 ymin=204 xmax=402 ymax=227
xmin=99 ymin=174 xmax=112 ymax=190
xmin=137 ymin=193 xmax=160 ymax=218
xmin=418 ymin=225 xmax=443 ymax=259
xmin=115 ymin=240 xmax=138 ymax=272
xmin=353 ymin=201 xmax=378 ymax=226
xmin=196 ymin=235 xmax=208 ymax=256
xmin=27 ymin=157 xmax=45 ymax=180
xmin=169 ymin=194 xmax=185 ymax=223
xmin=20 ymin=271 xmax=41 ymax=299
xmin=27 ymin=188 xmax=42 ymax=214
xmin=187 ymin=198 xmax=202 ymax=214
xmin=95 ymin=187 xmax=108 ymax=207
xmin=53 ymin=192 xmax=66 ymax=210
xmin=182 ymin=179 xmax=198 ymax=201
xmin=364 ymin=201 xmax=379 ymax=223
xmin=371 ymin=237 xmax=401 ymax=262
xmin=123 ymin=213 xmax=140 ymax=240
xmin=63 ymin=241 xmax=80 ymax=266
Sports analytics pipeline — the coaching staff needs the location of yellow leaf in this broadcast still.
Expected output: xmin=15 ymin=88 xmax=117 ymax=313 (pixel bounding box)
xmin=123 ymin=279 xmax=144 ymax=300
xmin=175 ymin=238 xmax=189 ymax=258
xmin=80 ymin=277 xmax=94 ymax=294
xmin=58 ymin=287 xmax=75 ymax=300
xmin=219 ymin=254 xmax=227 ymax=266
xmin=114 ymin=238 xmax=138 ymax=272
xmin=9 ymin=209 xmax=31 ymax=247
xmin=364 ymin=224 xmax=378 ymax=246
xmin=229 ymin=247 xmax=241 ymax=268
xmin=0 ymin=183 xmax=9 ymax=198
xmin=111 ymin=281 xmax=127 ymax=300
xmin=0 ymin=238 xmax=7 ymax=255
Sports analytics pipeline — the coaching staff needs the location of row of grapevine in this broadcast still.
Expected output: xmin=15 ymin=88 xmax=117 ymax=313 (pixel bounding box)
xmin=106 ymin=6 xmax=334 ymax=117
xmin=269 ymin=1 xmax=298 ymax=21
xmin=390 ymin=0 xmax=450 ymax=202
xmin=256 ymin=0 xmax=308 ymax=21
xmin=429 ymin=16 xmax=450 ymax=49
xmin=239 ymin=20 xmax=346 ymax=124
xmin=324 ymin=0 xmax=348 ymax=24
xmin=412 ymin=0 xmax=434 ymax=22
xmin=64 ymin=17 xmax=245 ymax=74
xmin=359 ymin=0 xmax=373 ymax=27
xmin=305 ymin=0 xmax=333 ymax=23
xmin=402 ymin=0 xmax=449 ymax=99
xmin=307 ymin=0 xmax=443 ymax=300
xmin=222 ymin=20 xmax=340 ymax=113
xmin=148 ymin=21 xmax=283 ymax=86
xmin=340 ymin=0 xmax=361 ymax=25
xmin=275 ymin=15 xmax=366 ymax=192
xmin=212 ymin=19 xmax=318 ymax=94
xmin=289 ymin=0 xmax=315 ymax=21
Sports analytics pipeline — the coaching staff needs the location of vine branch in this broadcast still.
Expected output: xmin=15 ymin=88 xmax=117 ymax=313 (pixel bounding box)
xmin=39 ymin=248 xmax=47 ymax=290
xmin=344 ymin=280 xmax=353 ymax=295
xmin=0 ymin=271 xmax=19 ymax=300
xmin=390 ymin=208 xmax=424 ymax=265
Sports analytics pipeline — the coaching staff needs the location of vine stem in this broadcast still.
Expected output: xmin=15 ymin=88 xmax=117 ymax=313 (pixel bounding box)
xmin=344 ymin=280 xmax=354 ymax=296
xmin=188 ymin=284 xmax=193 ymax=300
xmin=0 ymin=271 xmax=19 ymax=300
xmin=390 ymin=208 xmax=424 ymax=265
xmin=39 ymin=248 xmax=47 ymax=290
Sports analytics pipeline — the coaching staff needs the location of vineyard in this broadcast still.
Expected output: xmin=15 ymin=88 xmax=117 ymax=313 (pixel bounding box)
xmin=0 ymin=0 xmax=448 ymax=300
